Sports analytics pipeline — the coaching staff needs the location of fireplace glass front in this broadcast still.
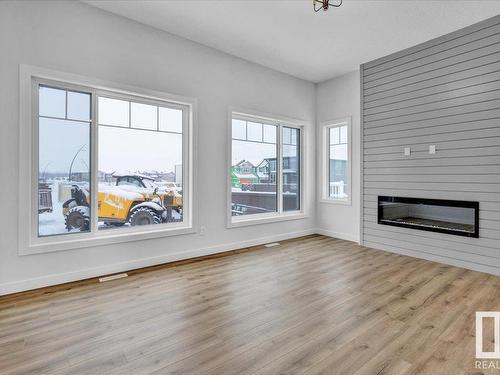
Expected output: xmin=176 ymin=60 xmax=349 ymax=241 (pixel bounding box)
xmin=378 ymin=196 xmax=479 ymax=238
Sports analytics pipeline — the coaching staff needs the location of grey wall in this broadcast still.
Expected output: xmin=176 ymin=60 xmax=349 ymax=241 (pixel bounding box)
xmin=0 ymin=1 xmax=316 ymax=294
xmin=361 ymin=15 xmax=500 ymax=275
xmin=316 ymin=71 xmax=361 ymax=242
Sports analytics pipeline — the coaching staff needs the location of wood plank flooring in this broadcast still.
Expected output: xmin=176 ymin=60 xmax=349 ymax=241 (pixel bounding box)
xmin=1 ymin=235 xmax=499 ymax=375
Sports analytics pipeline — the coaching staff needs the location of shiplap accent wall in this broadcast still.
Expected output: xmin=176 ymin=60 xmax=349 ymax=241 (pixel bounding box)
xmin=360 ymin=15 xmax=500 ymax=275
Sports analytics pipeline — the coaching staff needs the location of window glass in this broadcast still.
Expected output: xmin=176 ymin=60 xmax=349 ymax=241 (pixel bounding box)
xmin=290 ymin=128 xmax=298 ymax=146
xmin=282 ymin=127 xmax=300 ymax=211
xmin=98 ymin=97 xmax=129 ymax=127
xmin=230 ymin=115 xmax=302 ymax=219
xmin=39 ymin=86 xmax=66 ymax=118
xmin=38 ymin=86 xmax=91 ymax=237
xmin=231 ymin=123 xmax=277 ymax=216
xmin=330 ymin=127 xmax=340 ymax=145
xmin=117 ymin=177 xmax=142 ymax=188
xmin=263 ymin=124 xmax=276 ymax=143
xmin=247 ymin=122 xmax=263 ymax=142
xmin=232 ymin=119 xmax=246 ymax=140
xmin=328 ymin=125 xmax=348 ymax=200
xmin=159 ymin=107 xmax=182 ymax=133
xmin=67 ymin=91 xmax=91 ymax=121
xmin=131 ymin=102 xmax=157 ymax=130
xmin=32 ymin=79 xmax=191 ymax=250
xmin=282 ymin=127 xmax=292 ymax=145
xmin=340 ymin=125 xmax=348 ymax=144
xmin=98 ymin=112 xmax=183 ymax=230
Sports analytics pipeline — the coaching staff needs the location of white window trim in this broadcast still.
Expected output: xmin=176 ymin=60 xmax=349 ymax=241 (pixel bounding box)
xmin=19 ymin=64 xmax=198 ymax=255
xmin=227 ymin=107 xmax=307 ymax=228
xmin=320 ymin=117 xmax=352 ymax=205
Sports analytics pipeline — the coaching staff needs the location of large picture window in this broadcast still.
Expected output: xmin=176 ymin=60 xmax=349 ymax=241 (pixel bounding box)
xmin=230 ymin=112 xmax=303 ymax=225
xmin=25 ymin=71 xmax=194 ymax=253
xmin=323 ymin=119 xmax=351 ymax=204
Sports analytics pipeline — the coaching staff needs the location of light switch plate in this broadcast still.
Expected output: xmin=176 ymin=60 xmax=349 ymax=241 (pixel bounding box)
xmin=429 ymin=145 xmax=436 ymax=154
xmin=404 ymin=147 xmax=411 ymax=156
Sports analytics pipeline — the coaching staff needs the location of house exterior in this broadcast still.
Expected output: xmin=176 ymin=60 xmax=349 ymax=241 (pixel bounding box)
xmin=257 ymin=157 xmax=298 ymax=184
xmin=256 ymin=158 xmax=276 ymax=184
xmin=232 ymin=160 xmax=258 ymax=187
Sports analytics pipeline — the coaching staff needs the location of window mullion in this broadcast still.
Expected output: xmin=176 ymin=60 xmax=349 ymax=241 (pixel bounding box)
xmin=277 ymin=124 xmax=283 ymax=214
xmin=327 ymin=126 xmax=331 ymax=199
xmin=90 ymin=90 xmax=99 ymax=234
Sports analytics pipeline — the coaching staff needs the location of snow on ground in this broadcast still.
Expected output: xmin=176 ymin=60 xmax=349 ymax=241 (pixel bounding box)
xmin=38 ymin=180 xmax=183 ymax=237
xmin=38 ymin=182 xmax=72 ymax=236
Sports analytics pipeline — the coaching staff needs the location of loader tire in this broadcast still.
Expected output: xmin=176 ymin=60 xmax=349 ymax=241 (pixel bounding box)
xmin=65 ymin=206 xmax=90 ymax=231
xmin=129 ymin=207 xmax=161 ymax=226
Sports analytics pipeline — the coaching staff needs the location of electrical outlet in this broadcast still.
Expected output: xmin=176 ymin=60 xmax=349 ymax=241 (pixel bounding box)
xmin=404 ymin=147 xmax=411 ymax=156
xmin=429 ymin=145 xmax=436 ymax=154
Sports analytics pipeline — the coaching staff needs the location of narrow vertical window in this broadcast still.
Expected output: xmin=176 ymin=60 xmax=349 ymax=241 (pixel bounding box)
xmin=38 ymin=85 xmax=92 ymax=236
xmin=325 ymin=121 xmax=350 ymax=202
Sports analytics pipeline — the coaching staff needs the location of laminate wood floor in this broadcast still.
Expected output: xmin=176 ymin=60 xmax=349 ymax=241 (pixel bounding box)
xmin=1 ymin=235 xmax=499 ymax=375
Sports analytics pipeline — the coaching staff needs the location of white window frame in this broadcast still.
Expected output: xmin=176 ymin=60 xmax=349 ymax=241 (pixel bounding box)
xmin=227 ymin=108 xmax=307 ymax=228
xmin=19 ymin=65 xmax=197 ymax=255
xmin=321 ymin=117 xmax=352 ymax=205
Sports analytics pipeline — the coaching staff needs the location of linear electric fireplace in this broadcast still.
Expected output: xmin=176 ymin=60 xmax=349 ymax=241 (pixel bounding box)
xmin=378 ymin=196 xmax=479 ymax=238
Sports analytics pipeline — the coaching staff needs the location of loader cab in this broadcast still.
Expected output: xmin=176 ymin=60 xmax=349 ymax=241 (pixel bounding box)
xmin=115 ymin=175 xmax=156 ymax=190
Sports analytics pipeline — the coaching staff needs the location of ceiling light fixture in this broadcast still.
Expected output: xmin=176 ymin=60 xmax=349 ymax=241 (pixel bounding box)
xmin=313 ymin=0 xmax=343 ymax=12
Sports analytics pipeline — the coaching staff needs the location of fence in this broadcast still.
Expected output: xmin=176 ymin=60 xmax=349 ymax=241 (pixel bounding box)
xmin=329 ymin=181 xmax=347 ymax=198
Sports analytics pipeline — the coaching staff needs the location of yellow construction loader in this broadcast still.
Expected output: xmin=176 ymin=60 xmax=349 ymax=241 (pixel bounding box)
xmin=62 ymin=174 xmax=182 ymax=231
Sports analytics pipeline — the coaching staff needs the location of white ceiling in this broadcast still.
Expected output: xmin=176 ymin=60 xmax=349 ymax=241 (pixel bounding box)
xmin=85 ymin=0 xmax=500 ymax=83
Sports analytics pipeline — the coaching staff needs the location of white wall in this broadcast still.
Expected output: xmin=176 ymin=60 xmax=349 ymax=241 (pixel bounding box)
xmin=315 ymin=71 xmax=361 ymax=242
xmin=0 ymin=1 xmax=316 ymax=294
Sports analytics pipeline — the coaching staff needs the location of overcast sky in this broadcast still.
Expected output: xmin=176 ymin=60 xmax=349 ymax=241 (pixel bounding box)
xmin=38 ymin=89 xmax=344 ymax=177
xmin=39 ymin=119 xmax=182 ymax=174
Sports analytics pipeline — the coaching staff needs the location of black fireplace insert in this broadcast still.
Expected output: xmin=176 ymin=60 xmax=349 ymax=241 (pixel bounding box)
xmin=377 ymin=196 xmax=479 ymax=238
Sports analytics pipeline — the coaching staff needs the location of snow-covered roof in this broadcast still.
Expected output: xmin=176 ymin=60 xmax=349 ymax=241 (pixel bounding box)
xmin=235 ymin=160 xmax=255 ymax=167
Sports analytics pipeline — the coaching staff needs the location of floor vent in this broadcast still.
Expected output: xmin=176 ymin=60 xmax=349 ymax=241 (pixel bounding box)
xmin=99 ymin=273 xmax=128 ymax=283
xmin=264 ymin=242 xmax=281 ymax=248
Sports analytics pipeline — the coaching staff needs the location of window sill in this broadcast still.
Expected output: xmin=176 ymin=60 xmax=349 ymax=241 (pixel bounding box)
xmin=319 ymin=198 xmax=352 ymax=206
xmin=20 ymin=224 xmax=196 ymax=256
xmin=228 ymin=211 xmax=307 ymax=228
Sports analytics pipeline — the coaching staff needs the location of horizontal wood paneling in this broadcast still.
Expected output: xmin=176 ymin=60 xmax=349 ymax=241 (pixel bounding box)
xmin=364 ymin=38 xmax=500 ymax=86
xmin=365 ymin=61 xmax=500 ymax=102
xmin=364 ymin=51 xmax=500 ymax=95
xmin=364 ymin=17 xmax=500 ymax=74
xmin=361 ymin=15 xmax=500 ymax=275
xmin=364 ymin=155 xmax=500 ymax=168
xmin=364 ymin=109 xmax=500 ymax=135
xmin=364 ymin=165 xmax=500 ymax=175
xmin=365 ymin=71 xmax=500 ymax=109
xmin=364 ymin=174 xmax=500 ymax=183
xmin=364 ymin=122 xmax=500 ymax=145
xmin=364 ymin=97 xmax=500 ymax=127
xmin=364 ymin=80 xmax=500 ymax=116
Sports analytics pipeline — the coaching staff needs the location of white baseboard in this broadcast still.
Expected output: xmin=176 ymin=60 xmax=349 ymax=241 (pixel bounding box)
xmin=0 ymin=228 xmax=316 ymax=296
xmin=316 ymin=228 xmax=360 ymax=243
xmin=363 ymin=240 xmax=500 ymax=277
xmin=6 ymin=227 xmax=494 ymax=295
